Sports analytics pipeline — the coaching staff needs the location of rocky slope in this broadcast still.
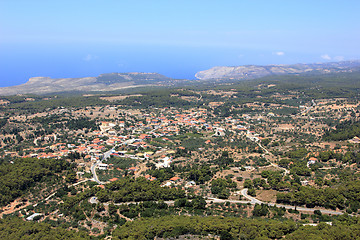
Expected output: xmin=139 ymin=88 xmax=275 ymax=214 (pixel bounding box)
xmin=195 ymin=60 xmax=360 ymax=80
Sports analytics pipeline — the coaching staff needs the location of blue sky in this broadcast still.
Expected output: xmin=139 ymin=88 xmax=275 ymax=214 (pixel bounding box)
xmin=1 ymin=0 xmax=359 ymax=87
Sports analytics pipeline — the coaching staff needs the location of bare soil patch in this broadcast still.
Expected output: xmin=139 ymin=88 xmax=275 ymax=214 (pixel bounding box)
xmin=255 ymin=190 xmax=278 ymax=203
xmin=100 ymin=94 xmax=142 ymax=102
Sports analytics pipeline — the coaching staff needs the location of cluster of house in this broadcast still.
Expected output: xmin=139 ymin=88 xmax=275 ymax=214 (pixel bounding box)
xmin=160 ymin=176 xmax=196 ymax=189
xmin=11 ymin=106 xmax=293 ymax=187
xmin=18 ymin=108 xmax=257 ymax=162
xmin=21 ymin=136 xmax=108 ymax=160
xmin=99 ymin=174 xmax=196 ymax=191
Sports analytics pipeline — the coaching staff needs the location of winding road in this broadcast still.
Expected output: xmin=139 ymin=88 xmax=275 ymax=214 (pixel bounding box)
xmin=91 ymin=160 xmax=105 ymax=184
xmin=90 ymin=146 xmax=117 ymax=185
xmin=240 ymin=188 xmax=345 ymax=215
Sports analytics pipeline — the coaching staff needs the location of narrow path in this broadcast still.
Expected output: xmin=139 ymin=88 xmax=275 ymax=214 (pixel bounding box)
xmin=0 ymin=179 xmax=91 ymax=218
xmin=244 ymin=128 xmax=289 ymax=175
xmin=44 ymin=179 xmax=90 ymax=202
xmin=117 ymin=209 xmax=134 ymax=222
xmin=134 ymin=162 xmax=147 ymax=178
xmin=256 ymin=141 xmax=290 ymax=175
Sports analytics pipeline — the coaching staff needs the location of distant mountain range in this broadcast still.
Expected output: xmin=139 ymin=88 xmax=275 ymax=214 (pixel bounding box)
xmin=195 ymin=60 xmax=360 ymax=80
xmin=1 ymin=60 xmax=359 ymax=95
xmin=0 ymin=72 xmax=175 ymax=96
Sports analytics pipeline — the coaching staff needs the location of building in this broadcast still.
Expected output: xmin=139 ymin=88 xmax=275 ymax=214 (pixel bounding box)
xmin=98 ymin=163 xmax=108 ymax=170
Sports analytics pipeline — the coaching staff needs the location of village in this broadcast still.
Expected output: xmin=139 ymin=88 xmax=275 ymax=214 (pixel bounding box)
xmin=0 ymin=91 xmax=360 ymax=236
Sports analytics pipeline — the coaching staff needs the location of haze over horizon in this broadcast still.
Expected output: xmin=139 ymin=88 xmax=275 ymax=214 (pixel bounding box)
xmin=1 ymin=0 xmax=359 ymax=87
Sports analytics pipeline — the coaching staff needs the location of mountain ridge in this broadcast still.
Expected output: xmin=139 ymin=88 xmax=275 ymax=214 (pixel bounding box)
xmin=0 ymin=72 xmax=174 ymax=96
xmin=195 ymin=60 xmax=360 ymax=80
xmin=2 ymin=60 xmax=360 ymax=96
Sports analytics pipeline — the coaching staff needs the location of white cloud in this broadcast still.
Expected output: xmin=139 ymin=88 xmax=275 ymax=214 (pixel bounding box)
xmin=321 ymin=54 xmax=332 ymax=60
xmin=320 ymin=54 xmax=345 ymax=61
xmin=83 ymin=54 xmax=98 ymax=61
xmin=274 ymin=51 xmax=285 ymax=56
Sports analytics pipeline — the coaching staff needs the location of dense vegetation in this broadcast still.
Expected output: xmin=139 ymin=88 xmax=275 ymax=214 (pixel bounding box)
xmin=116 ymin=91 xmax=199 ymax=108
xmin=112 ymin=214 xmax=360 ymax=240
xmin=4 ymin=96 xmax=108 ymax=113
xmin=229 ymin=71 xmax=360 ymax=99
xmin=0 ymin=217 xmax=91 ymax=240
xmin=0 ymin=158 xmax=70 ymax=206
xmin=112 ymin=215 xmax=297 ymax=239
xmin=61 ymin=187 xmax=99 ymax=211
xmin=277 ymin=180 xmax=360 ymax=211
xmin=1 ymin=214 xmax=359 ymax=240
xmin=0 ymin=118 xmax=8 ymax=129
xmin=95 ymin=177 xmax=186 ymax=203
xmin=187 ymin=165 xmax=213 ymax=184
xmin=323 ymin=120 xmax=360 ymax=141
xmin=211 ymin=178 xmax=237 ymax=199
xmin=67 ymin=117 xmax=98 ymax=131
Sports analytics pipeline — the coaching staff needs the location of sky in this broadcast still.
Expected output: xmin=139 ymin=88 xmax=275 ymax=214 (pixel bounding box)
xmin=1 ymin=0 xmax=359 ymax=87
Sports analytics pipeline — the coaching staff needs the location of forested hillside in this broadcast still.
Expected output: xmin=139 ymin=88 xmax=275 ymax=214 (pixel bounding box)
xmin=323 ymin=120 xmax=360 ymax=141
xmin=112 ymin=215 xmax=360 ymax=240
xmin=0 ymin=158 xmax=71 ymax=206
xmin=0 ymin=217 xmax=91 ymax=240
xmin=96 ymin=177 xmax=185 ymax=203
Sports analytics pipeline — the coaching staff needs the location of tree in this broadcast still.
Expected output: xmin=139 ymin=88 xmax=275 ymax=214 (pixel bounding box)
xmin=252 ymin=204 xmax=269 ymax=217
xmin=191 ymin=196 xmax=206 ymax=209
xmin=174 ymin=198 xmax=187 ymax=208
xmin=65 ymin=172 xmax=77 ymax=183
xmin=108 ymin=203 xmax=117 ymax=215
xmin=96 ymin=189 xmax=110 ymax=202
xmin=248 ymin=188 xmax=256 ymax=197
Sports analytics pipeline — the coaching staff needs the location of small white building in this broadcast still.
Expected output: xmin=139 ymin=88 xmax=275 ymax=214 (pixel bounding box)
xmin=26 ymin=213 xmax=42 ymax=221
xmin=156 ymin=157 xmax=172 ymax=168
xmin=301 ymin=180 xmax=309 ymax=186
xmin=98 ymin=163 xmax=108 ymax=170
xmin=185 ymin=181 xmax=196 ymax=188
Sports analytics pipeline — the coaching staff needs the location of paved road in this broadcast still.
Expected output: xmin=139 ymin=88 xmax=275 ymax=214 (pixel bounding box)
xmin=240 ymin=188 xmax=345 ymax=215
xmin=240 ymin=188 xmax=262 ymax=204
xmin=88 ymin=189 xmax=347 ymax=216
xmin=91 ymin=160 xmax=105 ymax=184
xmin=207 ymin=197 xmax=249 ymax=204
xmin=89 ymin=196 xmax=98 ymax=204
xmin=90 ymin=147 xmax=116 ymax=184
xmin=89 ymin=197 xmax=175 ymax=206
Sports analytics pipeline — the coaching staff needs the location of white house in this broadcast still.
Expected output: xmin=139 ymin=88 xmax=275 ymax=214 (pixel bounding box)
xmin=98 ymin=163 xmax=108 ymax=170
